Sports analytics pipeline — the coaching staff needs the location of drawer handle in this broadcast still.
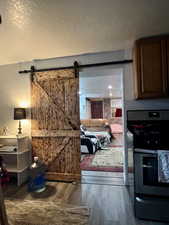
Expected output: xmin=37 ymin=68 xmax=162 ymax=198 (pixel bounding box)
xmin=142 ymin=165 xmax=153 ymax=168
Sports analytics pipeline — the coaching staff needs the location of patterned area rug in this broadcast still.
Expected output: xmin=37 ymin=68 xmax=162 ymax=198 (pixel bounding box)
xmin=81 ymin=147 xmax=133 ymax=172
xmin=6 ymin=200 xmax=89 ymax=225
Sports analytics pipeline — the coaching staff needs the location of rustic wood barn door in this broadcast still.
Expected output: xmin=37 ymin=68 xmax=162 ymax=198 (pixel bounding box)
xmin=31 ymin=67 xmax=81 ymax=181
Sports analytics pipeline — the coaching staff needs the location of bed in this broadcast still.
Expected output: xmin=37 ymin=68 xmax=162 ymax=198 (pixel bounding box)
xmin=80 ymin=125 xmax=111 ymax=146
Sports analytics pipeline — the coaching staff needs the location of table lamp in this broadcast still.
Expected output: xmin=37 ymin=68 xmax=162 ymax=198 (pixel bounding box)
xmin=14 ymin=108 xmax=26 ymax=135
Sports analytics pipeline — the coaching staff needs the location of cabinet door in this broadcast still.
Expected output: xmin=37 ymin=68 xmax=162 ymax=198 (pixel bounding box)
xmin=134 ymin=38 xmax=168 ymax=99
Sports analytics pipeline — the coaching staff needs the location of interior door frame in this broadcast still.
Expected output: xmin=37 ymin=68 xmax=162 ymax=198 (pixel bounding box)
xmin=79 ymin=66 xmax=128 ymax=185
xmin=121 ymin=67 xmax=128 ymax=185
xmin=33 ymin=51 xmax=131 ymax=186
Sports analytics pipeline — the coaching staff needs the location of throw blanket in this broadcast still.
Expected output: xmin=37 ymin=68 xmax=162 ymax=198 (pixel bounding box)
xmin=158 ymin=150 xmax=169 ymax=183
xmin=85 ymin=131 xmax=111 ymax=143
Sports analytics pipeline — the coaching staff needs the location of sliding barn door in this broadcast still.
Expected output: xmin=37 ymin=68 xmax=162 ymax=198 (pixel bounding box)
xmin=31 ymin=68 xmax=81 ymax=181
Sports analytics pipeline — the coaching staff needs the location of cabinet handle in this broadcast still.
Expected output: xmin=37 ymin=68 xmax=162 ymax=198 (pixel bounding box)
xmin=142 ymin=165 xmax=153 ymax=168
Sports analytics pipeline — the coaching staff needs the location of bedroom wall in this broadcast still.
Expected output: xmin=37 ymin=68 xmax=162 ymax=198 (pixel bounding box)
xmin=80 ymin=97 xmax=112 ymax=120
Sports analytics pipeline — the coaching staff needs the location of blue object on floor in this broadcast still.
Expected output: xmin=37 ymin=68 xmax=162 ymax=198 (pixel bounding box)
xmin=28 ymin=157 xmax=46 ymax=192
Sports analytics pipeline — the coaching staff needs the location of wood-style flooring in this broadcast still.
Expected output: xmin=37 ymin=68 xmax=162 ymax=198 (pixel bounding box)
xmin=3 ymin=172 xmax=168 ymax=225
xmin=69 ymin=183 xmax=168 ymax=225
xmin=81 ymin=171 xmax=124 ymax=185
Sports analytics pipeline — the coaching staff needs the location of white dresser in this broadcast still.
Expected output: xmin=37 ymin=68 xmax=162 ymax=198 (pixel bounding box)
xmin=0 ymin=135 xmax=31 ymax=186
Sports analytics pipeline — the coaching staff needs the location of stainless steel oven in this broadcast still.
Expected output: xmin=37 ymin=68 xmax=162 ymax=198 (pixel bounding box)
xmin=134 ymin=149 xmax=169 ymax=197
xmin=127 ymin=110 xmax=169 ymax=222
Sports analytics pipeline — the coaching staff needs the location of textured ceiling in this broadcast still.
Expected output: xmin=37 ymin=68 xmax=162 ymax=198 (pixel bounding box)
xmin=0 ymin=0 xmax=169 ymax=65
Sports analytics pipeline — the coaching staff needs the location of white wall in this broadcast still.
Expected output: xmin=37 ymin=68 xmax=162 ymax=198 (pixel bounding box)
xmin=0 ymin=63 xmax=31 ymax=136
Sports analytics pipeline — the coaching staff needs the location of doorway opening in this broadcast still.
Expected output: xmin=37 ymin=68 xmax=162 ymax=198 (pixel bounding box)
xmin=79 ymin=67 xmax=127 ymax=184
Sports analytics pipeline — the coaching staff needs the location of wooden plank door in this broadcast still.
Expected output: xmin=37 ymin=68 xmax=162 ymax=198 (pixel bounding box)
xmin=31 ymin=68 xmax=81 ymax=181
xmin=91 ymin=101 xmax=103 ymax=118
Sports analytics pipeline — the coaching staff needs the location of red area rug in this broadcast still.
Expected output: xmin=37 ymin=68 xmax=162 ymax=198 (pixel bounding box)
xmin=80 ymin=153 xmax=133 ymax=173
xmin=81 ymin=154 xmax=123 ymax=172
xmin=80 ymin=155 xmax=133 ymax=173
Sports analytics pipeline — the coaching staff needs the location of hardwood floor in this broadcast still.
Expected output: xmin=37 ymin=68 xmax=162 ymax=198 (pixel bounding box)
xmin=3 ymin=172 xmax=168 ymax=225
xmin=82 ymin=171 xmax=124 ymax=177
xmin=69 ymin=183 xmax=168 ymax=225
xmin=81 ymin=170 xmax=134 ymax=186
xmin=81 ymin=171 xmax=124 ymax=185
xmin=82 ymin=174 xmax=124 ymax=186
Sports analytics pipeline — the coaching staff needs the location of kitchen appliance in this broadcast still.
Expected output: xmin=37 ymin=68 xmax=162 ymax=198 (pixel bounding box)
xmin=127 ymin=110 xmax=169 ymax=222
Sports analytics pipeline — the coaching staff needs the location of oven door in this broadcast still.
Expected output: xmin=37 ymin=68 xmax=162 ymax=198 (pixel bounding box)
xmin=134 ymin=149 xmax=169 ymax=197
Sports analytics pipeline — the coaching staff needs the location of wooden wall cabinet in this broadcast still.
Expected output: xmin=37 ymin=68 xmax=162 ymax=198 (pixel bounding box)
xmin=134 ymin=36 xmax=169 ymax=99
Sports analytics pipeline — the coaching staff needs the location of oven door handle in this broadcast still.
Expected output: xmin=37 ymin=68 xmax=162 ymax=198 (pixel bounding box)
xmin=142 ymin=164 xmax=153 ymax=168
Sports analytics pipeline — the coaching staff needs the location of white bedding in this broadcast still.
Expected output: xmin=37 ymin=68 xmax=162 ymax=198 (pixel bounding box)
xmin=84 ymin=131 xmax=111 ymax=144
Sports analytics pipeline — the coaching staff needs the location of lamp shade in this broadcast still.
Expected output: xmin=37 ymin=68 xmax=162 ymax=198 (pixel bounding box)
xmin=14 ymin=108 xmax=26 ymax=120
